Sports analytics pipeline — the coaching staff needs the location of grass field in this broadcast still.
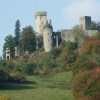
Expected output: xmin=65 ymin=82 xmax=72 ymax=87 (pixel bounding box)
xmin=0 ymin=71 xmax=74 ymax=100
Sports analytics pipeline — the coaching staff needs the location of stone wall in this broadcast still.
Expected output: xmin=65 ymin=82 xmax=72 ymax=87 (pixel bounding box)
xmin=61 ymin=30 xmax=75 ymax=42
xmin=85 ymin=30 xmax=98 ymax=37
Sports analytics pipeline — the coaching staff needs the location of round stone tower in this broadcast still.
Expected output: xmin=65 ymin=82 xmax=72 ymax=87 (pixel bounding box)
xmin=35 ymin=11 xmax=47 ymax=36
xmin=43 ymin=21 xmax=53 ymax=52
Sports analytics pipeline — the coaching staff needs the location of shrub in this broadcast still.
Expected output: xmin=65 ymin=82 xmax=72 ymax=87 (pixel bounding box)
xmin=9 ymin=71 xmax=25 ymax=83
xmin=0 ymin=69 xmax=9 ymax=82
xmin=23 ymin=63 xmax=35 ymax=75
xmin=0 ymin=96 xmax=10 ymax=100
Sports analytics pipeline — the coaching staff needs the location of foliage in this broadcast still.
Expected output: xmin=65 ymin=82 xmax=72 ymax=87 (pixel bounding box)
xmin=72 ymin=69 xmax=100 ymax=100
xmin=0 ymin=71 xmax=74 ymax=100
xmin=91 ymin=21 xmax=97 ymax=30
xmin=3 ymin=35 xmax=15 ymax=59
xmin=57 ymin=47 xmax=76 ymax=71
xmin=0 ymin=60 xmax=14 ymax=73
xmin=50 ymin=48 xmax=61 ymax=59
xmin=72 ymin=25 xmax=86 ymax=42
xmin=0 ymin=60 xmax=25 ymax=83
xmin=0 ymin=96 xmax=10 ymax=100
xmin=9 ymin=71 xmax=25 ymax=83
xmin=14 ymin=20 xmax=20 ymax=46
xmin=20 ymin=26 xmax=36 ymax=53
xmin=72 ymin=34 xmax=100 ymax=100
xmin=22 ymin=63 xmax=35 ymax=75
xmin=0 ymin=69 xmax=8 ymax=82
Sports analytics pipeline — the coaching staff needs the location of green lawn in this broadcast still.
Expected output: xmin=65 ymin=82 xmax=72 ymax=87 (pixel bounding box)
xmin=0 ymin=71 xmax=74 ymax=100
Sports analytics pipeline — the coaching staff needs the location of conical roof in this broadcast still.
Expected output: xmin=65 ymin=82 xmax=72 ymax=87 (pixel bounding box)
xmin=44 ymin=22 xmax=53 ymax=29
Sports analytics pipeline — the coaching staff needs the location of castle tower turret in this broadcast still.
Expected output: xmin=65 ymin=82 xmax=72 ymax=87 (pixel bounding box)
xmin=6 ymin=48 xmax=10 ymax=60
xmin=35 ymin=11 xmax=47 ymax=36
xmin=43 ymin=21 xmax=53 ymax=52
xmin=80 ymin=16 xmax=91 ymax=30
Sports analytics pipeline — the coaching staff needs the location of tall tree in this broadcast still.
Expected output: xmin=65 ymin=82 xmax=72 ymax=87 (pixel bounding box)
xmin=72 ymin=25 xmax=87 ymax=48
xmin=14 ymin=20 xmax=20 ymax=46
xmin=3 ymin=35 xmax=15 ymax=59
xmin=20 ymin=26 xmax=36 ymax=53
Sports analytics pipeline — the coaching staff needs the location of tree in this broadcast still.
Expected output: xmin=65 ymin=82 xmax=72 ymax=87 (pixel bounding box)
xmin=96 ymin=22 xmax=100 ymax=31
xmin=14 ymin=20 xmax=20 ymax=46
xmin=91 ymin=21 xmax=97 ymax=30
xmin=20 ymin=26 xmax=36 ymax=53
xmin=72 ymin=25 xmax=86 ymax=41
xmin=72 ymin=34 xmax=100 ymax=100
xmin=72 ymin=25 xmax=87 ymax=48
xmin=3 ymin=35 xmax=15 ymax=59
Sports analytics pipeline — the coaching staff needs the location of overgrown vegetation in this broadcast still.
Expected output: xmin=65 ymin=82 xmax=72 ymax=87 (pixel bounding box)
xmin=0 ymin=71 xmax=74 ymax=100
xmin=1 ymin=19 xmax=100 ymax=100
xmin=72 ymin=32 xmax=100 ymax=100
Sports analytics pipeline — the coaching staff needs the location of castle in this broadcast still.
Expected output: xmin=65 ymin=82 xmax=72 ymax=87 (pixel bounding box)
xmin=6 ymin=12 xmax=99 ymax=60
xmin=61 ymin=16 xmax=99 ymax=42
xmin=35 ymin=12 xmax=56 ymax=52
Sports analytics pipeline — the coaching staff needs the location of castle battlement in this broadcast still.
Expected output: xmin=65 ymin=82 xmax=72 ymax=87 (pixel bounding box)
xmin=80 ymin=16 xmax=91 ymax=19
xmin=35 ymin=11 xmax=47 ymax=18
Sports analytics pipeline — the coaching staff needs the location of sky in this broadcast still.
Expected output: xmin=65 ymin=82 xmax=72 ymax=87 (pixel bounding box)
xmin=0 ymin=0 xmax=100 ymax=57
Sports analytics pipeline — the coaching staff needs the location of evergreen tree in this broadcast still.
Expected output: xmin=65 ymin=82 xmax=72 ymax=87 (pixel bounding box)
xmin=14 ymin=20 xmax=20 ymax=46
xmin=3 ymin=35 xmax=15 ymax=59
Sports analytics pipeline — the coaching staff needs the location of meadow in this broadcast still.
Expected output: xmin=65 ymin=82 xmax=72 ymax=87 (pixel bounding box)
xmin=0 ymin=71 xmax=74 ymax=100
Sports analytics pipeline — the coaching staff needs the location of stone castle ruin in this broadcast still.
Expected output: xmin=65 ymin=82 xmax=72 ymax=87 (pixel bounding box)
xmin=35 ymin=11 xmax=59 ymax=52
xmin=61 ymin=16 xmax=99 ymax=42
xmin=6 ymin=12 xmax=99 ymax=60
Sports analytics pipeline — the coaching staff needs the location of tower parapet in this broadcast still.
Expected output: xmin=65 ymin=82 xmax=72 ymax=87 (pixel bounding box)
xmin=35 ymin=12 xmax=47 ymax=18
xmin=35 ymin=11 xmax=47 ymax=36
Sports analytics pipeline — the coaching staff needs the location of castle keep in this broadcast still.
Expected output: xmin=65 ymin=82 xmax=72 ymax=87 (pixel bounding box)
xmin=80 ymin=16 xmax=91 ymax=30
xmin=35 ymin=12 xmax=47 ymax=36
xmin=35 ymin=11 xmax=57 ymax=52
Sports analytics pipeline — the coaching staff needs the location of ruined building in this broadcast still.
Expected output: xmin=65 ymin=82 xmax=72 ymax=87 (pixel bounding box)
xmin=35 ymin=11 xmax=59 ymax=52
xmin=61 ymin=16 xmax=99 ymax=42
xmin=5 ymin=12 xmax=99 ymax=60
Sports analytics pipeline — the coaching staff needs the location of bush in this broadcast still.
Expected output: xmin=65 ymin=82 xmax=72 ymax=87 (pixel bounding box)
xmin=9 ymin=71 xmax=25 ymax=83
xmin=0 ymin=69 xmax=9 ymax=82
xmin=0 ymin=96 xmax=10 ymax=100
xmin=72 ymin=71 xmax=91 ymax=100
xmin=72 ymin=35 xmax=100 ymax=100
xmin=23 ymin=63 xmax=35 ymax=75
xmin=72 ymin=68 xmax=100 ymax=100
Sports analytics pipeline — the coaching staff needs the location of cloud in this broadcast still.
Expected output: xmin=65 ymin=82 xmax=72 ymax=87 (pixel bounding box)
xmin=63 ymin=0 xmax=100 ymax=28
